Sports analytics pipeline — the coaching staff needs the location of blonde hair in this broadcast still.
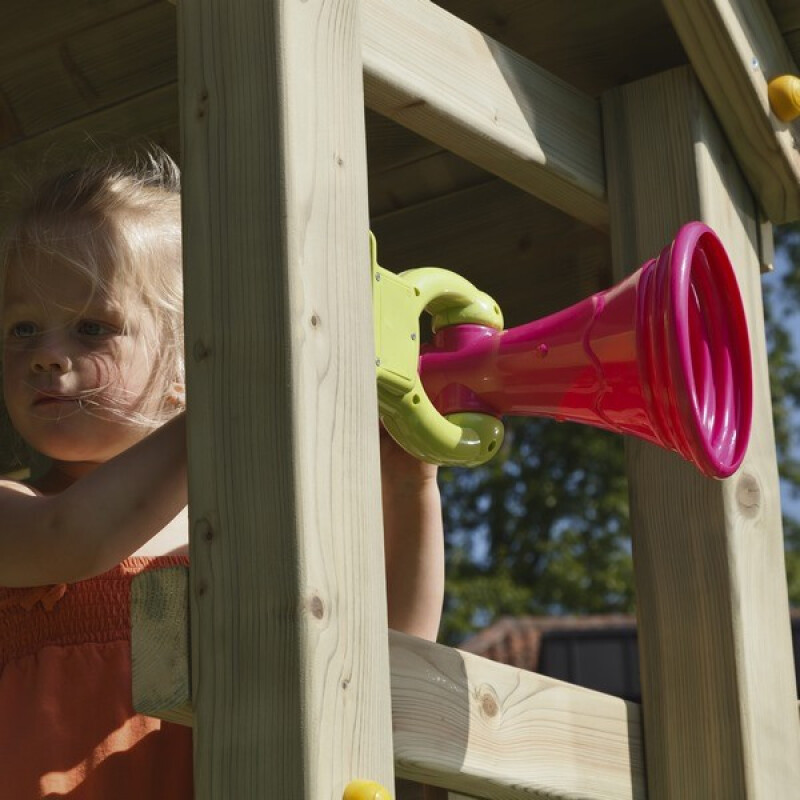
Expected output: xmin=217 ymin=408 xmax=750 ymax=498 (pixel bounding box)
xmin=1 ymin=147 xmax=184 ymax=428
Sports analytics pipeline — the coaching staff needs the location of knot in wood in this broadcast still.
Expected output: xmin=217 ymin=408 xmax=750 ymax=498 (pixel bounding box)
xmin=196 ymin=89 xmax=209 ymax=119
xmin=476 ymin=684 xmax=500 ymax=720
xmin=309 ymin=595 xmax=325 ymax=620
xmin=194 ymin=518 xmax=214 ymax=542
xmin=193 ymin=339 xmax=211 ymax=362
xmin=735 ymin=472 xmax=761 ymax=519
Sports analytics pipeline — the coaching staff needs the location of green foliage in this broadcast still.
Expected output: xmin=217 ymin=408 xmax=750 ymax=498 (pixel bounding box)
xmin=769 ymin=222 xmax=800 ymax=604
xmin=438 ymin=223 xmax=800 ymax=645
xmin=439 ymin=418 xmax=632 ymax=645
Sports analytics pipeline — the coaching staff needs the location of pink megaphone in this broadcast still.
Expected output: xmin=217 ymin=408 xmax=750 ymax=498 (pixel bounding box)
xmin=418 ymin=223 xmax=753 ymax=478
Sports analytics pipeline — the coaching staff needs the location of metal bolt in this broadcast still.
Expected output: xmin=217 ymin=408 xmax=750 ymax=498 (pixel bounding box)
xmin=411 ymin=333 xmax=417 ymax=341
xmin=375 ymin=358 xmax=381 ymax=367
xmin=375 ymin=273 xmax=381 ymax=282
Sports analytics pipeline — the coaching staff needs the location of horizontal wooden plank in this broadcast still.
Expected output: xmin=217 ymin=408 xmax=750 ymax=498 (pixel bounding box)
xmin=365 ymin=110 xmax=445 ymax=178
xmin=362 ymin=0 xmax=608 ymax=230
xmin=0 ymin=0 xmax=154 ymax=65
xmin=364 ymin=110 xmax=495 ymax=217
xmin=0 ymin=2 xmax=177 ymax=147
xmin=433 ymin=0 xmax=686 ymax=99
xmin=0 ymin=83 xmax=179 ymax=205
xmin=661 ymin=0 xmax=800 ymax=223
xmin=371 ymin=178 xmax=611 ymax=328
xmin=131 ymin=567 xmax=645 ymax=800
xmin=392 ymin=633 xmax=645 ymax=799
xmin=368 ymin=151 xmax=491 ymax=219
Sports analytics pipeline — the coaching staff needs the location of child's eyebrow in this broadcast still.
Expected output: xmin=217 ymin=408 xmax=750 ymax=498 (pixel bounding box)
xmin=2 ymin=297 xmax=123 ymax=315
xmin=1 ymin=301 xmax=33 ymax=318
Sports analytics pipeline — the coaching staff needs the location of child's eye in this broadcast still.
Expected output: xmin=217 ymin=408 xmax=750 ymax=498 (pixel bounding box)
xmin=8 ymin=321 xmax=38 ymax=338
xmin=77 ymin=320 xmax=116 ymax=337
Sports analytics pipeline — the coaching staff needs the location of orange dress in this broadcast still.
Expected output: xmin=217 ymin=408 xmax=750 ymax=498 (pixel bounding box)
xmin=0 ymin=556 xmax=194 ymax=799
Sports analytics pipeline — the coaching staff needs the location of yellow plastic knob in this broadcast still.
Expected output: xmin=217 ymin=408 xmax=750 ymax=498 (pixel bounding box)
xmin=768 ymin=75 xmax=800 ymax=122
xmin=343 ymin=780 xmax=393 ymax=800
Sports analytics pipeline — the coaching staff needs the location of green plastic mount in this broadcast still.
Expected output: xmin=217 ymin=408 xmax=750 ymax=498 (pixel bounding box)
xmin=371 ymin=233 xmax=506 ymax=467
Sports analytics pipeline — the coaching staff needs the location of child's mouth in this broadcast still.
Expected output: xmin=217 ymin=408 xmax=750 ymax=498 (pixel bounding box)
xmin=34 ymin=395 xmax=80 ymax=406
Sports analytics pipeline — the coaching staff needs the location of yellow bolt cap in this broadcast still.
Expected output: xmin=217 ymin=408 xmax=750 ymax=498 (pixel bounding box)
xmin=768 ymin=75 xmax=800 ymax=122
xmin=343 ymin=780 xmax=393 ymax=800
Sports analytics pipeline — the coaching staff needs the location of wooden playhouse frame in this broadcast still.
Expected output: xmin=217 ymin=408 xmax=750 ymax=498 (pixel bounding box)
xmin=3 ymin=0 xmax=800 ymax=797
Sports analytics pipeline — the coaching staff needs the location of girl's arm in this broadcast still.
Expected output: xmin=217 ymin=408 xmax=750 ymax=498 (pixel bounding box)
xmin=0 ymin=414 xmax=187 ymax=586
xmin=380 ymin=428 xmax=444 ymax=641
xmin=381 ymin=436 xmax=449 ymax=800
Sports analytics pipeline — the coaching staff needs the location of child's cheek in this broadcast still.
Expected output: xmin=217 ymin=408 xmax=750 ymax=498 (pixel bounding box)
xmin=85 ymin=355 xmax=113 ymax=390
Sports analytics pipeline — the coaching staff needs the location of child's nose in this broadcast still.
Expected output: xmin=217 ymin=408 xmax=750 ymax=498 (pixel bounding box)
xmin=30 ymin=339 xmax=72 ymax=374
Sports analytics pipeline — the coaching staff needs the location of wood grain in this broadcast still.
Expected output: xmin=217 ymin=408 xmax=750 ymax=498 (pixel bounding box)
xmin=392 ymin=633 xmax=645 ymax=800
xmin=179 ymin=0 xmax=393 ymax=796
xmin=361 ymin=0 xmax=607 ymax=230
xmin=132 ymin=566 xmax=646 ymax=800
xmin=603 ymin=65 xmax=800 ymax=799
xmin=0 ymin=2 xmax=177 ymax=146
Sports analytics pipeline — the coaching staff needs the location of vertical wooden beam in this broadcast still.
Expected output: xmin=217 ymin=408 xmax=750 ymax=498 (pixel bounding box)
xmin=179 ymin=0 xmax=394 ymax=797
xmin=660 ymin=0 xmax=800 ymax=224
xmin=603 ymin=66 xmax=800 ymax=798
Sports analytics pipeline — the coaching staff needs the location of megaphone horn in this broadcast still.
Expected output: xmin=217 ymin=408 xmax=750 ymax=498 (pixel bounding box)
xmin=414 ymin=223 xmax=752 ymax=478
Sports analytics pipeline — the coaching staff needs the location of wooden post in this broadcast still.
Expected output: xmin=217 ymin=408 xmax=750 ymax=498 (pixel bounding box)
xmin=178 ymin=0 xmax=394 ymax=796
xmin=603 ymin=66 xmax=800 ymax=798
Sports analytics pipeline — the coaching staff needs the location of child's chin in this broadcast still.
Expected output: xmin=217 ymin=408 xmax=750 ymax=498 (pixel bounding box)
xmin=30 ymin=426 xmax=138 ymax=464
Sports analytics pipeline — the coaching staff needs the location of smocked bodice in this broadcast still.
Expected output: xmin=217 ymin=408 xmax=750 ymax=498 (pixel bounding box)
xmin=0 ymin=555 xmax=187 ymax=666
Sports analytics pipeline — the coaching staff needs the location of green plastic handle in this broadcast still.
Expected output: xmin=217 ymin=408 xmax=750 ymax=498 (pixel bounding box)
xmin=371 ymin=233 xmax=505 ymax=467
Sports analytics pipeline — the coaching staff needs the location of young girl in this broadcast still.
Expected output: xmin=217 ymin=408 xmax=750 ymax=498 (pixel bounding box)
xmin=0 ymin=151 xmax=444 ymax=798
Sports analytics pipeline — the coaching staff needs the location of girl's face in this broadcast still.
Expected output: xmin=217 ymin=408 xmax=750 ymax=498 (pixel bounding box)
xmin=2 ymin=257 xmax=159 ymax=466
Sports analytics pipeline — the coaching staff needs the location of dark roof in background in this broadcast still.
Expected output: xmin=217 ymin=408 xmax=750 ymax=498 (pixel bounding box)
xmin=459 ymin=611 xmax=800 ymax=704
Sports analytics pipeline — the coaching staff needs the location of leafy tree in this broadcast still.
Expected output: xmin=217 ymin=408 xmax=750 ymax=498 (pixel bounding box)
xmin=439 ymin=418 xmax=631 ymax=645
xmin=439 ymin=223 xmax=800 ymax=646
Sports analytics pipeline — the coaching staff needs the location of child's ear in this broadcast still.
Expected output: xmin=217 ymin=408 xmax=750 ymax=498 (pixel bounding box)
xmin=166 ymin=381 xmax=186 ymax=407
